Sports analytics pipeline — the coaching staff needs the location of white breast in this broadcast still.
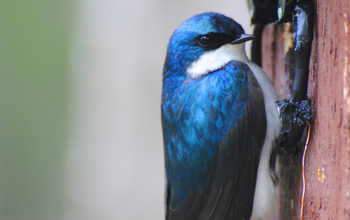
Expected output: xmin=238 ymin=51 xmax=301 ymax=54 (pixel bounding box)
xmin=248 ymin=61 xmax=282 ymax=220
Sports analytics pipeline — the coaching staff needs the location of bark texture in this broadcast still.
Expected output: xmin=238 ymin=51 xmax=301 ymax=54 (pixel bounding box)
xmin=261 ymin=1 xmax=350 ymax=219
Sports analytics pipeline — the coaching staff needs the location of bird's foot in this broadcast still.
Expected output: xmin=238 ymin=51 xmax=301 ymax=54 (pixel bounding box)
xmin=275 ymin=99 xmax=313 ymax=155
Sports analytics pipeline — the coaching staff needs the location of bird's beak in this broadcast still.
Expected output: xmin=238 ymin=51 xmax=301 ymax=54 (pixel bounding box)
xmin=230 ymin=34 xmax=255 ymax=44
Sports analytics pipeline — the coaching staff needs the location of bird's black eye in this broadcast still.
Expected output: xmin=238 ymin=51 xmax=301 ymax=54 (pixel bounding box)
xmin=198 ymin=35 xmax=212 ymax=47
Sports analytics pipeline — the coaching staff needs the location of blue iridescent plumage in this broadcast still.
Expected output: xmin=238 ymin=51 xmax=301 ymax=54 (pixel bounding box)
xmin=163 ymin=13 xmax=245 ymax=77
xmin=162 ymin=12 xmax=276 ymax=220
xmin=163 ymin=62 xmax=249 ymax=195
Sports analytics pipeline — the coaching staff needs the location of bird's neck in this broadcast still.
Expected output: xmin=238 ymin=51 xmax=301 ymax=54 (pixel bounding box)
xmin=186 ymin=43 xmax=249 ymax=78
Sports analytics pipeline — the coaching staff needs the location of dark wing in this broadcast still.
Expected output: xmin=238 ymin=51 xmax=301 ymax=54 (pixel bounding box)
xmin=164 ymin=61 xmax=267 ymax=220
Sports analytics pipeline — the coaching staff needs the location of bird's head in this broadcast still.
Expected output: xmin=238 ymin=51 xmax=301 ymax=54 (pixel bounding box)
xmin=163 ymin=12 xmax=254 ymax=79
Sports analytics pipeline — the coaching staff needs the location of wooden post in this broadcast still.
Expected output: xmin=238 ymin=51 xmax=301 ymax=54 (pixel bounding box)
xmin=261 ymin=0 xmax=350 ymax=218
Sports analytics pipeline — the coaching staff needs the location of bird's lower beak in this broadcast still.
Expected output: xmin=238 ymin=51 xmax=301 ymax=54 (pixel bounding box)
xmin=230 ymin=34 xmax=255 ymax=44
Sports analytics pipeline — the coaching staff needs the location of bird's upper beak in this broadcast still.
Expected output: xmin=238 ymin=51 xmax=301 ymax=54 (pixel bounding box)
xmin=230 ymin=34 xmax=255 ymax=44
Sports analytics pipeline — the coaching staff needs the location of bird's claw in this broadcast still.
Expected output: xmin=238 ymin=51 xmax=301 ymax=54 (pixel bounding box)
xmin=276 ymin=99 xmax=313 ymax=154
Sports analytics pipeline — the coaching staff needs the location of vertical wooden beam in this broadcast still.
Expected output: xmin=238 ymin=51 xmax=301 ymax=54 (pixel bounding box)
xmin=261 ymin=0 xmax=350 ymax=218
xmin=303 ymin=0 xmax=350 ymax=218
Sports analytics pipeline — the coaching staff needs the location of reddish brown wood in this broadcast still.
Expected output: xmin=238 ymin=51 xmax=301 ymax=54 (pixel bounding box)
xmin=303 ymin=0 xmax=350 ymax=218
xmin=261 ymin=0 xmax=350 ymax=219
xmin=261 ymin=24 xmax=276 ymax=82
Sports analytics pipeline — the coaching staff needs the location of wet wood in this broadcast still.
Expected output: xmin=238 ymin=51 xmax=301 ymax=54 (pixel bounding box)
xmin=261 ymin=0 xmax=350 ymax=219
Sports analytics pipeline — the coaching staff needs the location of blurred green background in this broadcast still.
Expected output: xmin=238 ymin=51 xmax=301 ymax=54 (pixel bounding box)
xmin=0 ymin=1 xmax=71 ymax=219
xmin=0 ymin=0 xmax=251 ymax=219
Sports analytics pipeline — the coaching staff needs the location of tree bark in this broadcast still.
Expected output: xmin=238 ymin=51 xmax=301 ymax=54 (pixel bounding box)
xmin=261 ymin=0 xmax=350 ymax=219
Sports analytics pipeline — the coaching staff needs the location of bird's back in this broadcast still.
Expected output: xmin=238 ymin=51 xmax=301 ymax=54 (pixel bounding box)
xmin=162 ymin=61 xmax=267 ymax=220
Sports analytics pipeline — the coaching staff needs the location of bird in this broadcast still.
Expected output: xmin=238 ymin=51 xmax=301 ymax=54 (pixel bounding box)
xmin=161 ymin=12 xmax=282 ymax=220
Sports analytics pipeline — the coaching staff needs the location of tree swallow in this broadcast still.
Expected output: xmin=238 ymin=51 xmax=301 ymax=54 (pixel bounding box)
xmin=161 ymin=12 xmax=282 ymax=220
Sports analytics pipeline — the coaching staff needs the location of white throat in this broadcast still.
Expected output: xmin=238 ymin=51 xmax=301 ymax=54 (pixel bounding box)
xmin=186 ymin=43 xmax=249 ymax=78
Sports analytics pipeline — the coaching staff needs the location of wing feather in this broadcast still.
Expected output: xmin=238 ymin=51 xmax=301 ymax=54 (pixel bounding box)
xmin=163 ymin=61 xmax=267 ymax=220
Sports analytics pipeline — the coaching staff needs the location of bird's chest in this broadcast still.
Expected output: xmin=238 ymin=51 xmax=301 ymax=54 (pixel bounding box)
xmin=163 ymin=76 xmax=235 ymax=147
xmin=162 ymin=69 xmax=248 ymax=189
